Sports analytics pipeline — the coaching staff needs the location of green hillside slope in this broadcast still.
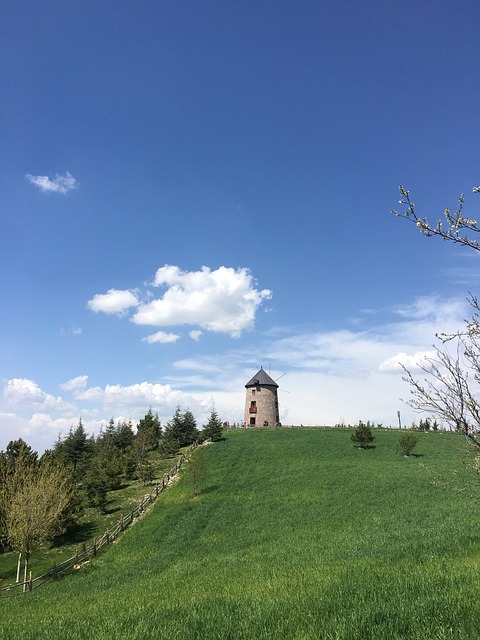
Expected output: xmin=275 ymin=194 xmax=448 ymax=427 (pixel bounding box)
xmin=1 ymin=428 xmax=480 ymax=640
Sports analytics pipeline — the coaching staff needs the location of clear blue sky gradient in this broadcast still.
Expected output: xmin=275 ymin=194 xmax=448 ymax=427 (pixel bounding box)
xmin=1 ymin=0 xmax=480 ymax=451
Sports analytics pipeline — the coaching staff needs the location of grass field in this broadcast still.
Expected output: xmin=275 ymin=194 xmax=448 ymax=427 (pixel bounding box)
xmin=1 ymin=428 xmax=479 ymax=640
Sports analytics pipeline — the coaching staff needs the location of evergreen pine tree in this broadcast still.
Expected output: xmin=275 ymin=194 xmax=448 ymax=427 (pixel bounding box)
xmin=164 ymin=406 xmax=198 ymax=447
xmin=57 ymin=420 xmax=93 ymax=473
xmin=181 ymin=410 xmax=199 ymax=446
xmin=158 ymin=429 xmax=180 ymax=457
xmin=136 ymin=409 xmax=162 ymax=451
xmin=350 ymin=421 xmax=375 ymax=449
xmin=203 ymin=410 xmax=223 ymax=442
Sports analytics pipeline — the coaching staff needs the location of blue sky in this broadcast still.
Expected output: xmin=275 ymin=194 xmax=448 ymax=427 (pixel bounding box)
xmin=1 ymin=0 xmax=480 ymax=452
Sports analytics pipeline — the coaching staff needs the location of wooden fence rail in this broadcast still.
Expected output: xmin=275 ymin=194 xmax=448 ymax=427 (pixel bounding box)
xmin=0 ymin=446 xmax=194 ymax=598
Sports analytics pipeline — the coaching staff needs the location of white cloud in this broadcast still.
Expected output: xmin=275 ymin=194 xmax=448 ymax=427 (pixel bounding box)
xmin=132 ymin=265 xmax=272 ymax=337
xmin=59 ymin=325 xmax=82 ymax=337
xmin=4 ymin=378 xmax=74 ymax=412
xmin=0 ymin=412 xmax=62 ymax=452
xmin=142 ymin=331 xmax=180 ymax=344
xmin=22 ymin=413 xmax=78 ymax=439
xmin=73 ymin=380 xmax=209 ymax=425
xmin=264 ymin=329 xmax=386 ymax=374
xmin=60 ymin=375 xmax=89 ymax=392
xmin=189 ymin=330 xmax=203 ymax=341
xmin=25 ymin=171 xmax=78 ymax=194
xmin=87 ymin=289 xmax=139 ymax=315
xmin=378 ymin=351 xmax=436 ymax=373
xmin=0 ymin=412 xmax=107 ymax=453
xmin=394 ymin=296 xmax=466 ymax=325
xmin=74 ymin=381 xmax=184 ymax=407
xmin=268 ymin=369 xmax=407 ymax=427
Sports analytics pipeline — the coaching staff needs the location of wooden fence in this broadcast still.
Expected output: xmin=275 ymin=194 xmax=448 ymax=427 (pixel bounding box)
xmin=0 ymin=445 xmax=196 ymax=598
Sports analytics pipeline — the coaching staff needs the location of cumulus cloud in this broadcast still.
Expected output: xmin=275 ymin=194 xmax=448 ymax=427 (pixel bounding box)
xmin=22 ymin=413 xmax=78 ymax=439
xmin=72 ymin=380 xmax=208 ymax=421
xmin=189 ymin=330 xmax=203 ymax=341
xmin=25 ymin=171 xmax=78 ymax=194
xmin=132 ymin=265 xmax=272 ymax=337
xmin=4 ymin=378 xmax=74 ymax=412
xmin=142 ymin=331 xmax=180 ymax=344
xmin=87 ymin=289 xmax=139 ymax=315
xmin=378 ymin=350 xmax=437 ymax=373
xmin=74 ymin=381 xmax=184 ymax=406
xmin=0 ymin=411 xmax=73 ymax=452
xmin=60 ymin=375 xmax=89 ymax=392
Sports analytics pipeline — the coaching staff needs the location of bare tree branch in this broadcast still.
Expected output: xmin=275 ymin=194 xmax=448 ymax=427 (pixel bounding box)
xmin=392 ymin=185 xmax=480 ymax=251
xmin=392 ymin=184 xmax=480 ymax=449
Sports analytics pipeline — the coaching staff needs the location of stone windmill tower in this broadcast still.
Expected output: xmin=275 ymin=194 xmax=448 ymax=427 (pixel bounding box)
xmin=244 ymin=367 xmax=280 ymax=427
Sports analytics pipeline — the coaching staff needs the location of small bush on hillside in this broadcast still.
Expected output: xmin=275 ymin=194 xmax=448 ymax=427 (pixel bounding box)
xmin=351 ymin=421 xmax=375 ymax=449
xmin=399 ymin=430 xmax=418 ymax=457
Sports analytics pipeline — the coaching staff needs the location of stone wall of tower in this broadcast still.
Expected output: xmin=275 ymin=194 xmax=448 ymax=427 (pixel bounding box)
xmin=244 ymin=385 xmax=279 ymax=427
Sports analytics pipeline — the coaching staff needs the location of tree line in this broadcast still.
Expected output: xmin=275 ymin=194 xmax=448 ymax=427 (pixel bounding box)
xmin=0 ymin=407 xmax=223 ymax=586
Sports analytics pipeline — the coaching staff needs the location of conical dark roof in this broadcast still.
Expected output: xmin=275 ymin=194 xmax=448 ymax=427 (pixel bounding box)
xmin=245 ymin=368 xmax=279 ymax=388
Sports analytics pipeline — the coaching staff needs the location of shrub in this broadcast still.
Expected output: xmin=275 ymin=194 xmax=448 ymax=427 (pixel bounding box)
xmin=399 ymin=430 xmax=418 ymax=457
xmin=350 ymin=421 xmax=375 ymax=448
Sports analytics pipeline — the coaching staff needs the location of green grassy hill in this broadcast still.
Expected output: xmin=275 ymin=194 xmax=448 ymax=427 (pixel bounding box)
xmin=1 ymin=428 xmax=480 ymax=640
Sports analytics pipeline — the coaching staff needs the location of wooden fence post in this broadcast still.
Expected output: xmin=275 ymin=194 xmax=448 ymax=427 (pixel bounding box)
xmin=120 ymin=514 xmax=124 ymax=531
xmin=29 ymin=571 xmax=33 ymax=592
xmin=93 ymin=538 xmax=97 ymax=556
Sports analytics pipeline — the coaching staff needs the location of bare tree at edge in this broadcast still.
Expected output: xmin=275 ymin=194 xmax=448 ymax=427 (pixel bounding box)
xmin=392 ymin=184 xmax=480 ymax=448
